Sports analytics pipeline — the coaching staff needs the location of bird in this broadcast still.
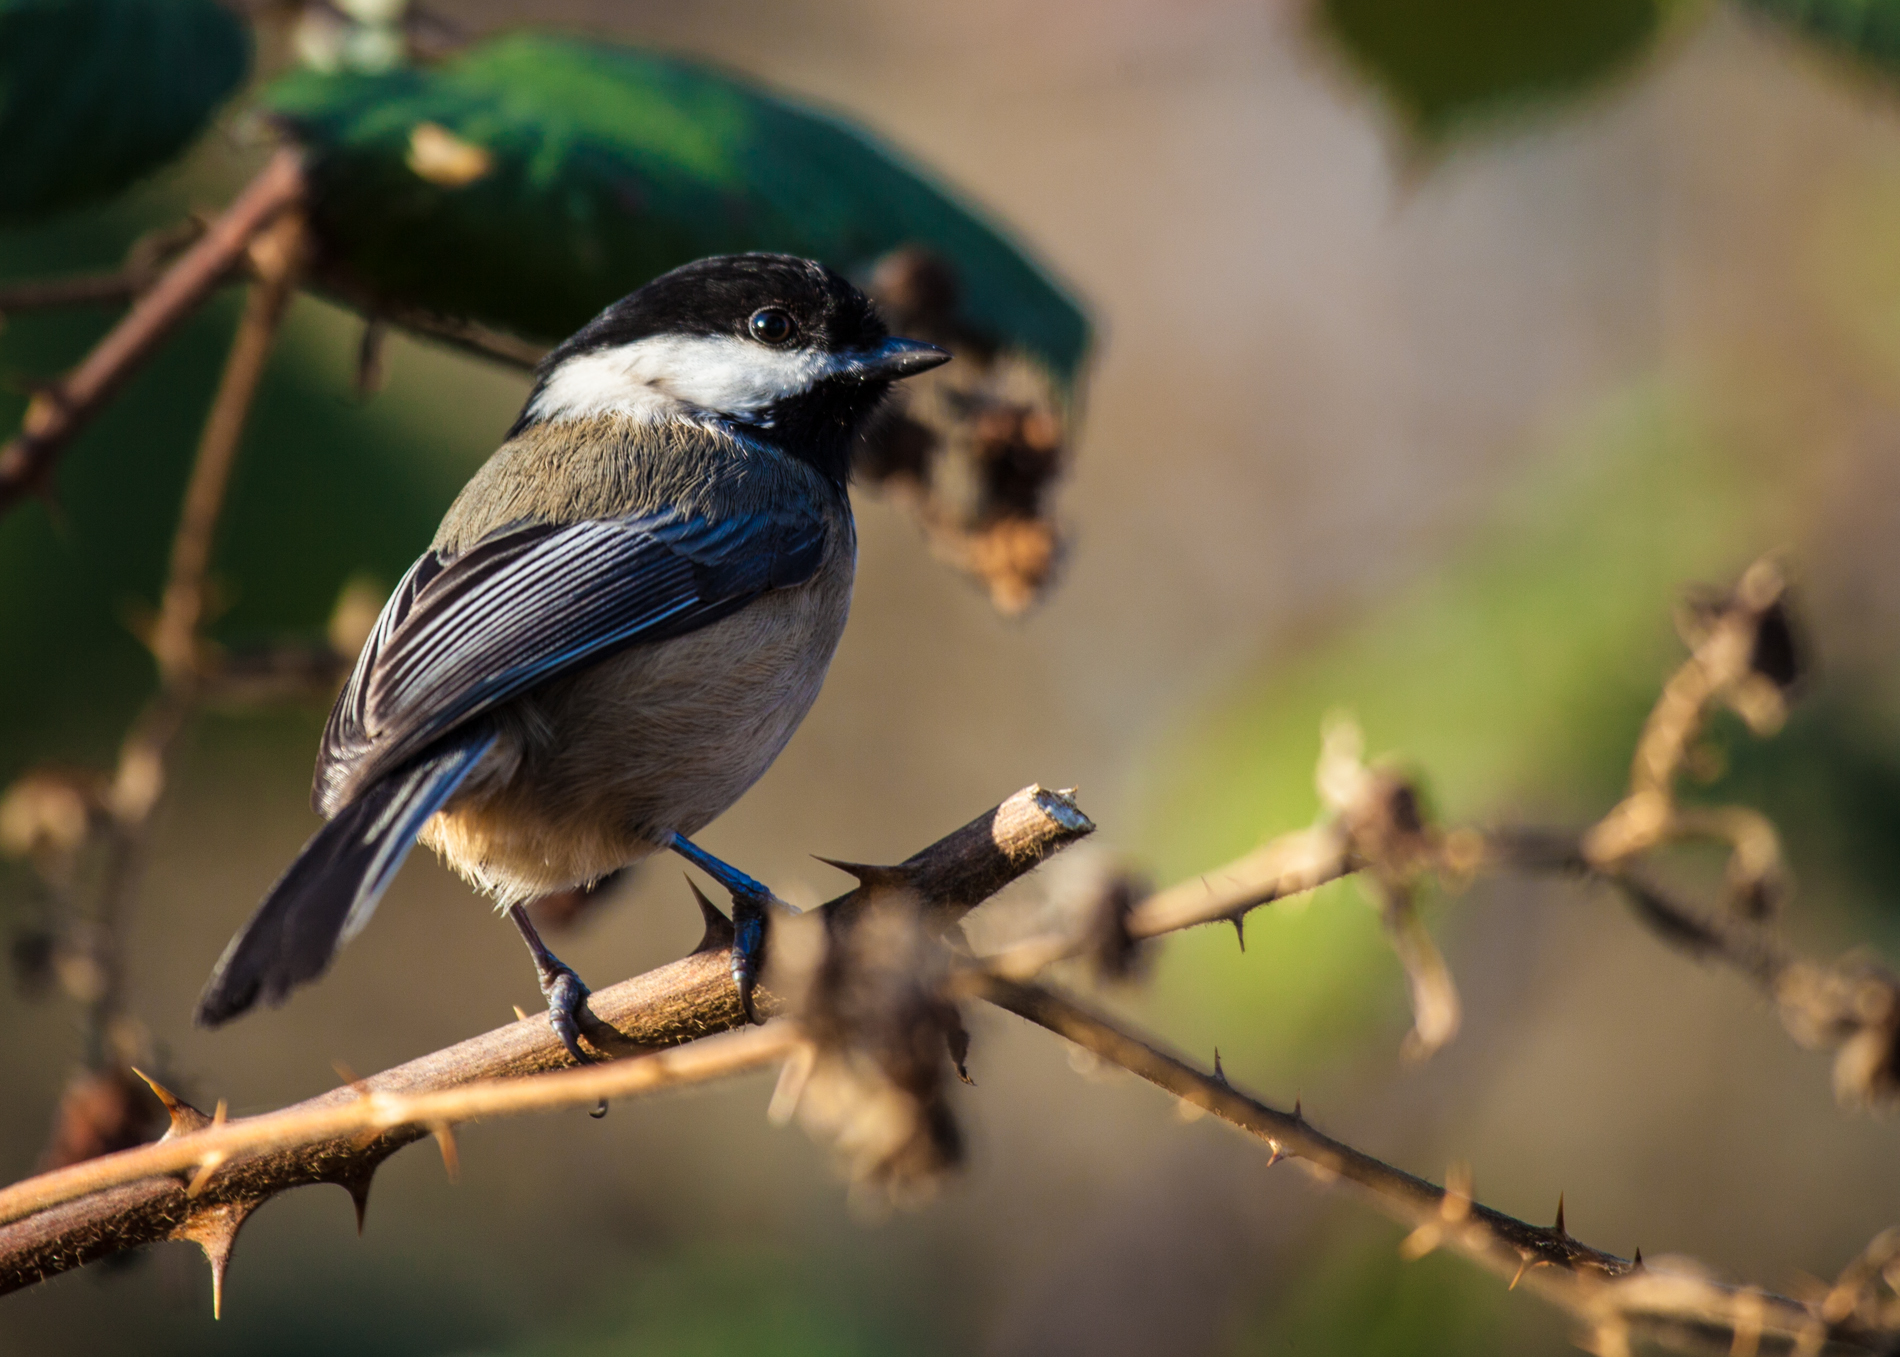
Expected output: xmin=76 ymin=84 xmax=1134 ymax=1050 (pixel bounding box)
xmin=193 ymin=253 xmax=950 ymax=1062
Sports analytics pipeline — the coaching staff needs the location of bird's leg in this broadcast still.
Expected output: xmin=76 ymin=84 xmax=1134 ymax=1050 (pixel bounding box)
xmin=668 ymin=833 xmax=772 ymax=1024
xmin=508 ymin=902 xmax=598 ymax=1067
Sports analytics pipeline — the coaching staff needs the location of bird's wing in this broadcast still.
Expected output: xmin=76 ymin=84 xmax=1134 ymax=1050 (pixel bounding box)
xmin=314 ymin=503 xmax=828 ymax=815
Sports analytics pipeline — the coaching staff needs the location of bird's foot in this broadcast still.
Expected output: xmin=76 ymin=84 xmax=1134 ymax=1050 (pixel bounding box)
xmin=668 ymin=834 xmax=773 ymax=1025
xmin=507 ymin=903 xmax=599 ymax=1069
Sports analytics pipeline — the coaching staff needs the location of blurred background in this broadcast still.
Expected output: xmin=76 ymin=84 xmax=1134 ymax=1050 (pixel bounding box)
xmin=8 ymin=0 xmax=1900 ymax=1352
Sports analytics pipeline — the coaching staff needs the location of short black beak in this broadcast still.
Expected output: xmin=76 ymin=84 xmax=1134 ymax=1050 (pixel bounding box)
xmin=854 ymin=336 xmax=951 ymax=381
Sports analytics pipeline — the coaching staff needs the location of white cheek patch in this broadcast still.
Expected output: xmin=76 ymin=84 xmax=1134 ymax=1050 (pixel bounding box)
xmin=528 ymin=334 xmax=840 ymax=426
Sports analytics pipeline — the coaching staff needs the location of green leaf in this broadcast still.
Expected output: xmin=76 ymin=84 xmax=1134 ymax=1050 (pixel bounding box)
xmin=0 ymin=0 xmax=251 ymax=219
xmin=262 ymin=33 xmax=1090 ymax=387
xmin=1741 ymin=0 xmax=1900 ymax=75
xmin=1319 ymin=0 xmax=1672 ymax=141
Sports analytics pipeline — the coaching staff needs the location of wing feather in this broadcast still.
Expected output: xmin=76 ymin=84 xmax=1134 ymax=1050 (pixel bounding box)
xmin=315 ymin=504 xmax=826 ymax=815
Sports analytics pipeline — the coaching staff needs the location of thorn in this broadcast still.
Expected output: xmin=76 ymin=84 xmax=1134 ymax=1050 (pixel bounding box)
xmin=1632 ymin=1247 xmax=1643 ymax=1268
xmin=430 ymin=1122 xmax=459 ymax=1182
xmin=170 ymin=1199 xmax=257 ymax=1319
xmin=811 ymin=856 xmax=911 ymax=894
xmin=1293 ymin=1096 xmax=1303 ymax=1121
xmin=1554 ymin=1193 xmax=1566 ymax=1236
xmin=766 ymin=1043 xmax=816 ymax=1126
xmin=331 ymin=1060 xmax=369 ymax=1098
xmin=131 ymin=1067 xmax=210 ymax=1138
xmin=1231 ymin=913 xmax=1246 ymax=952
xmin=324 ymin=1165 xmax=377 ymax=1235
xmin=1399 ymin=1223 xmax=1440 ymax=1261
xmin=186 ymin=1153 xmax=227 ymax=1198
xmin=686 ymin=878 xmax=736 ymax=954
xmin=513 ymin=1004 xmax=529 ymax=1022
xmin=1510 ymin=1256 xmax=1532 ymax=1291
xmin=946 ymin=1015 xmax=974 ymax=1085
xmin=1213 ymin=1049 xmax=1228 ymax=1086
xmin=1265 ymin=1140 xmax=1283 ymax=1168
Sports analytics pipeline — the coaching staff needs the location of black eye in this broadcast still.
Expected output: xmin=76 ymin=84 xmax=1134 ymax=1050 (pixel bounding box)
xmin=748 ymin=307 xmax=798 ymax=345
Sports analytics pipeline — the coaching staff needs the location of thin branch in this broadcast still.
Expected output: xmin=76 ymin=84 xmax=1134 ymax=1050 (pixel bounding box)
xmin=75 ymin=211 xmax=308 ymax=1077
xmin=146 ymin=213 xmax=307 ymax=684
xmin=0 ymin=273 xmax=147 ymax=314
xmin=986 ymin=558 xmax=1900 ymax=1104
xmin=0 ymin=219 xmax=208 ymax=317
xmin=0 ymin=783 xmax=1092 ymax=1292
xmin=304 ymin=268 xmax=547 ymax=371
xmin=976 ymin=975 xmax=1889 ymax=1357
xmin=0 ymin=1024 xmax=802 ymax=1229
xmin=1124 ymin=824 xmax=1354 ymax=940
xmin=0 ymin=148 xmax=305 ymax=515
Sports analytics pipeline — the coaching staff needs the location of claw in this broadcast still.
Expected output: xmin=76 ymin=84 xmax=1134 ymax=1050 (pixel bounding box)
xmin=732 ymin=894 xmax=764 ymax=1025
xmin=670 ymin=834 xmax=774 ymax=1025
xmin=541 ymin=964 xmax=596 ymax=1067
xmin=508 ymin=904 xmax=600 ymax=1071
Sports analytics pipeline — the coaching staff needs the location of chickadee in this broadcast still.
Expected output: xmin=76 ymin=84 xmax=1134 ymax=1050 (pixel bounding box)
xmin=195 ymin=254 xmax=950 ymax=1059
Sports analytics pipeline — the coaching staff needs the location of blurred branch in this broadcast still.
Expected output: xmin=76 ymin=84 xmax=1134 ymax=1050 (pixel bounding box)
xmin=991 ymin=556 xmax=1900 ymax=1101
xmin=0 ymin=784 xmax=1091 ymax=1294
xmin=2 ymin=210 xmax=320 ymax=1172
xmin=82 ymin=211 xmax=309 ymax=1079
xmin=0 ymin=148 xmax=305 ymax=515
xmin=0 ymin=219 xmax=207 ymax=318
xmin=977 ymin=976 xmax=1891 ymax=1356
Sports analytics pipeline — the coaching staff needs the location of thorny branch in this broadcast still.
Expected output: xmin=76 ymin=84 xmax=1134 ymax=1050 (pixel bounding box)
xmin=989 ymin=557 xmax=1900 ymax=1108
xmin=2 ymin=555 xmax=1898 ymax=1355
xmin=0 ymin=149 xmax=1888 ymax=1348
xmin=977 ymin=976 xmax=1892 ymax=1357
xmin=0 ymin=786 xmax=1092 ymax=1295
xmin=0 ymin=1024 xmax=803 ymax=1236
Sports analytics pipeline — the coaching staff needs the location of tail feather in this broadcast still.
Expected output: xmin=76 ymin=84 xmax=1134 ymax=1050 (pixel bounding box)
xmin=194 ymin=730 xmax=495 ymax=1027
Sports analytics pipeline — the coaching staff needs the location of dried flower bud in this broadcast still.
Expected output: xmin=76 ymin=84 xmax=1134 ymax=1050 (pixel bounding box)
xmin=1339 ymin=770 xmax=1437 ymax=878
xmin=791 ymin=899 xmax=965 ymax=1198
xmin=1081 ymin=869 xmax=1151 ymax=983
xmin=869 ymin=247 xmax=962 ymax=332
xmin=38 ymin=1065 xmax=162 ymax=1172
xmin=1775 ymin=958 xmax=1900 ymax=1108
xmin=855 ymin=248 xmax=1074 ymax=616
xmin=1747 ymin=597 xmax=1802 ymax=693
xmin=0 ymin=769 xmax=95 ymax=860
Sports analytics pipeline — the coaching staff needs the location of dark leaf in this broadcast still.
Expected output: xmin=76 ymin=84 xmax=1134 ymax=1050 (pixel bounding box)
xmin=0 ymin=0 xmax=251 ymax=219
xmin=1318 ymin=0 xmax=1668 ymax=141
xmin=38 ymin=1064 xmax=161 ymax=1171
xmin=263 ymin=33 xmax=1090 ymax=391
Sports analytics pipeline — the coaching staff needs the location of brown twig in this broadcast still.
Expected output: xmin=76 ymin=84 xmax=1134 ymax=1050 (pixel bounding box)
xmin=0 ymin=273 xmax=149 ymax=314
xmin=0 ymin=783 xmax=1092 ymax=1294
xmin=977 ymin=976 xmax=1890 ymax=1356
xmin=0 ymin=219 xmax=208 ymax=318
xmin=0 ymin=148 xmax=305 ymax=514
xmin=73 ymin=211 xmax=309 ymax=1078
